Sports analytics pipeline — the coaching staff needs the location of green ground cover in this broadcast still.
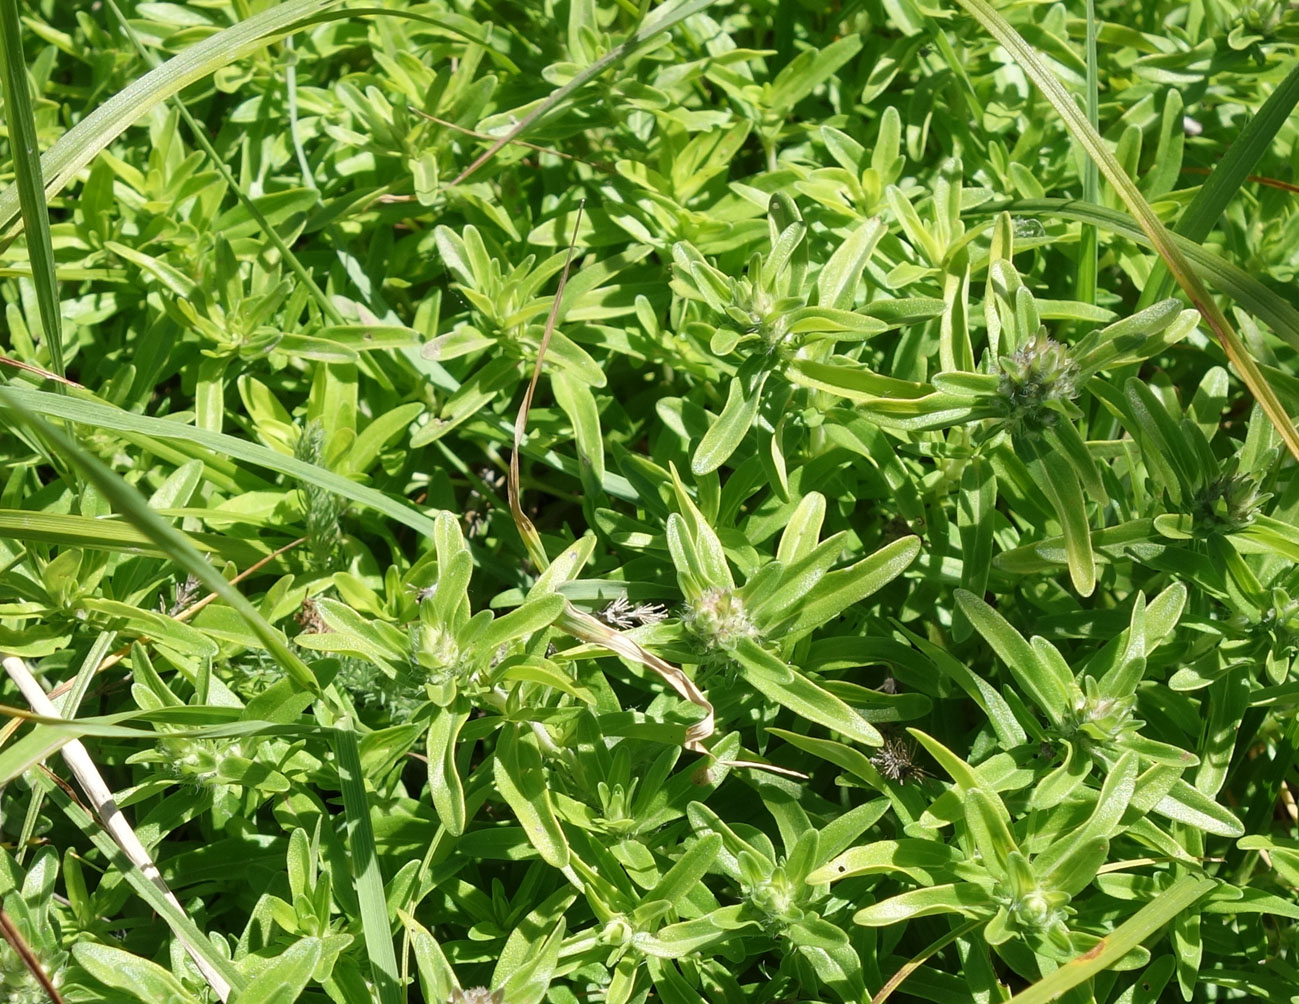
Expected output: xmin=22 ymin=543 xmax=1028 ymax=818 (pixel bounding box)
xmin=4 ymin=1 xmax=1299 ymax=1002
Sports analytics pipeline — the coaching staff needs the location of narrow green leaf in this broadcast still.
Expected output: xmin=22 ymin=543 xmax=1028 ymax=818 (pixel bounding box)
xmin=1030 ymin=740 xmax=1088 ymax=811
xmin=733 ymin=638 xmax=882 ymax=747
xmin=493 ymin=899 xmax=569 ymax=1004
xmin=402 ymin=915 xmax=457 ymax=1004
xmin=1030 ymin=448 xmax=1096 ymax=596
xmin=553 ymin=371 xmax=606 ymax=485
xmin=1141 ymin=57 xmax=1299 ymax=307
xmin=692 ymin=369 xmax=768 ymax=475
xmin=451 ymin=0 xmax=717 ymax=185
xmin=816 ymin=216 xmax=885 ymax=309
xmin=229 ymin=937 xmax=322 ymax=1004
xmin=898 ymin=628 xmax=1027 ymax=747
xmin=955 ymin=589 xmax=1073 ymax=725
xmin=0 ymin=509 xmax=270 ymax=563
xmin=853 ymin=883 xmax=994 ymax=926
xmin=1075 ymin=0 xmax=1098 ymax=308
xmin=769 ymin=34 xmax=862 ymax=112
xmin=0 ymin=387 xmax=318 ymax=693
xmin=427 ymin=707 xmax=469 ymax=836
xmin=332 ymin=727 xmax=402 ymax=1004
xmin=963 ymin=788 xmax=1016 ymax=879
xmin=955 ymin=457 xmax=996 ymax=640
xmin=0 ymin=0 xmax=62 ymax=376
xmin=474 ymin=593 xmax=565 ymax=653
xmin=644 ymin=833 xmax=722 ymax=909
xmin=778 ymin=535 xmax=920 ymax=639
xmin=973 ymin=198 xmax=1299 ymax=352
xmin=2 ymin=385 xmax=438 ymax=537
xmin=71 ymin=942 xmax=196 ymax=1004
xmin=776 ymin=491 xmax=826 ymax=565
xmin=1154 ymin=779 xmax=1244 ymax=838
xmin=765 ymin=728 xmax=880 ymax=788
xmin=0 ymin=0 xmax=346 ymax=243
xmin=1005 ymin=877 xmax=1215 ymax=1004
xmin=808 ymin=839 xmax=960 ymax=886
xmin=908 ymin=729 xmax=983 ymax=793
xmin=493 ymin=725 xmax=570 ymax=868
xmin=749 ymin=531 xmax=850 ymax=624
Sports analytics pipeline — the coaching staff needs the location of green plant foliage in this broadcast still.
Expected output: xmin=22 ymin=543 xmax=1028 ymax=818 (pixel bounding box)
xmin=3 ymin=2 xmax=1299 ymax=1003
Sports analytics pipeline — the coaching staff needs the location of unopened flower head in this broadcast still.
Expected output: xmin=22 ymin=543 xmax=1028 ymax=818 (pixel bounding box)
xmin=1192 ymin=470 xmax=1267 ymax=531
xmin=683 ymin=587 xmax=758 ymax=653
xmin=997 ymin=333 xmax=1080 ymax=434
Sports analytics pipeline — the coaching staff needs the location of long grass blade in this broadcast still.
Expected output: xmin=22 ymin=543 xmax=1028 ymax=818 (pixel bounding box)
xmin=0 ymin=0 xmax=62 ymax=377
xmin=1 ymin=385 xmax=438 ymax=537
xmin=1140 ymin=58 xmax=1299 ymax=308
xmin=952 ymin=0 xmax=1299 ymax=460
xmin=1007 ymin=877 xmax=1215 ymax=1003
xmin=0 ymin=0 xmax=344 ymax=243
xmin=0 ymin=508 xmax=274 ymax=563
xmin=3 ymin=654 xmax=236 ymax=1000
xmin=506 ymin=203 xmax=718 ymax=754
xmin=333 ymin=728 xmax=403 ymax=1004
xmin=35 ymin=767 xmax=246 ymax=997
xmin=0 ymin=386 xmax=320 ymax=694
xmin=1075 ymin=0 xmax=1099 ymax=308
xmin=970 ymin=197 xmax=1299 ymax=350
xmin=101 ymin=0 xmax=346 ymax=327
xmin=451 ymin=0 xmax=717 ymax=185
xmin=871 ymin=918 xmax=983 ymax=1004
xmin=0 ymin=707 xmax=318 ymax=781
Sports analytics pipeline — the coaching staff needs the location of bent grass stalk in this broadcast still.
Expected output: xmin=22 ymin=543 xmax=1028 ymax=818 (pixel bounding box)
xmin=1 ymin=654 xmax=234 ymax=1002
xmin=506 ymin=200 xmax=718 ymax=753
xmin=951 ymin=0 xmax=1299 ymax=461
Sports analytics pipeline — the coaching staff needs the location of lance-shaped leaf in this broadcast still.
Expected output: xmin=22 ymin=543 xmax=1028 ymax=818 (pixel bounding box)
xmin=733 ymin=638 xmax=882 ymax=747
xmin=1005 ymin=877 xmax=1215 ymax=1004
xmin=692 ymin=364 xmax=770 ymax=475
xmin=427 ymin=705 xmax=470 ymax=836
xmin=816 ymin=215 xmax=886 ymax=309
xmin=955 ymin=589 xmax=1075 ymax=726
xmin=1036 ymin=751 xmax=1138 ymax=896
xmin=493 ymin=725 xmax=570 ymax=868
xmin=773 ymin=535 xmax=920 ymax=640
xmin=1025 ymin=444 xmax=1095 ymax=596
xmin=853 ymin=883 xmax=995 ymax=926
xmin=1153 ymin=779 xmax=1244 ymax=838
xmin=809 ymin=840 xmax=962 ymax=886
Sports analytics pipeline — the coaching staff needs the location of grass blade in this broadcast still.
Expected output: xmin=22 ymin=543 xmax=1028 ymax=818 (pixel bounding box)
xmin=1140 ymin=58 xmax=1299 ymax=308
xmin=1075 ymin=0 xmax=1099 ymax=308
xmin=1006 ymin=876 xmax=1215 ymax=1003
xmin=332 ymin=727 xmax=402 ymax=1004
xmin=5 ymin=655 xmax=237 ymax=1000
xmin=451 ymin=0 xmax=717 ymax=185
xmin=35 ymin=769 xmax=245 ymax=996
xmin=102 ymin=0 xmax=345 ymax=327
xmin=0 ymin=509 xmax=274 ymax=563
xmin=0 ymin=0 xmax=62 ymax=376
xmin=969 ymin=198 xmax=1299 ymax=350
xmin=0 ymin=386 xmax=319 ymax=694
xmin=952 ymin=0 xmax=1299 ymax=460
xmin=0 ymin=0 xmax=344 ymax=243
xmin=1 ymin=385 xmax=438 ymax=537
